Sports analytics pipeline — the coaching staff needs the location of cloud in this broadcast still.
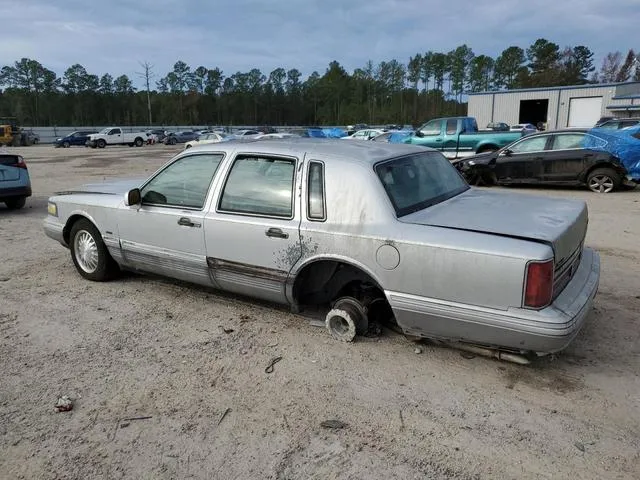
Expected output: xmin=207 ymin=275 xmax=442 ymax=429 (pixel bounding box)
xmin=2 ymin=0 xmax=638 ymax=87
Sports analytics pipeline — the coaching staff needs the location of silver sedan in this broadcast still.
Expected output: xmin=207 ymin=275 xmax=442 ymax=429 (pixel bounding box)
xmin=43 ymin=140 xmax=599 ymax=362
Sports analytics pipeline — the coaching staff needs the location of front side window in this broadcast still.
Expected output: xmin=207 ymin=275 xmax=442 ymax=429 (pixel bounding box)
xmin=307 ymin=161 xmax=325 ymax=221
xmin=418 ymin=120 xmax=442 ymax=136
xmin=109 ymin=129 xmax=121 ymax=135
xmin=376 ymin=152 xmax=469 ymax=217
xmin=219 ymin=155 xmax=296 ymax=218
xmin=509 ymin=135 xmax=548 ymax=153
xmin=551 ymin=133 xmax=585 ymax=150
xmin=141 ymin=153 xmax=224 ymax=209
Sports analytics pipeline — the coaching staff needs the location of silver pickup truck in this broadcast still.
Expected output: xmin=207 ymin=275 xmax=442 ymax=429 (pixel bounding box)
xmin=43 ymin=139 xmax=599 ymax=361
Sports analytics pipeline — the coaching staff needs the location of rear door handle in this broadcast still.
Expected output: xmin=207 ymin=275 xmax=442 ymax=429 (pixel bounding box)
xmin=178 ymin=217 xmax=201 ymax=228
xmin=265 ymin=227 xmax=288 ymax=239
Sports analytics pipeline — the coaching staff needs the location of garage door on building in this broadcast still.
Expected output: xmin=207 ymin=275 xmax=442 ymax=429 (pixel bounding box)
xmin=567 ymin=97 xmax=603 ymax=127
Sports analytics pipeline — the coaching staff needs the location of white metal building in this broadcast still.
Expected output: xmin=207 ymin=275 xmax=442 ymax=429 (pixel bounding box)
xmin=467 ymin=81 xmax=640 ymax=130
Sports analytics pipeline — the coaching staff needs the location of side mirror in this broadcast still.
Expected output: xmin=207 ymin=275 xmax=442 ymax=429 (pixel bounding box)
xmin=415 ymin=130 xmax=424 ymax=138
xmin=124 ymin=188 xmax=141 ymax=206
xmin=501 ymin=149 xmax=512 ymax=156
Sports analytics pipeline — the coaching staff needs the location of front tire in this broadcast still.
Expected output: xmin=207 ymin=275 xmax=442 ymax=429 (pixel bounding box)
xmin=134 ymin=137 xmax=144 ymax=147
xmin=62 ymin=141 xmax=70 ymax=148
xmin=69 ymin=219 xmax=119 ymax=281
xmin=97 ymin=139 xmax=106 ymax=149
xmin=587 ymin=168 xmax=620 ymax=193
xmin=5 ymin=197 xmax=26 ymax=210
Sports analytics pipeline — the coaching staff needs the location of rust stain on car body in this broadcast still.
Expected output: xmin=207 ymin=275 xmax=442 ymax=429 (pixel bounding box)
xmin=207 ymin=257 xmax=289 ymax=282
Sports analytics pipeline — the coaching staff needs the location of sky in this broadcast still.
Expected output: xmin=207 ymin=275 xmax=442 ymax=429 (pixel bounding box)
xmin=3 ymin=0 xmax=639 ymax=88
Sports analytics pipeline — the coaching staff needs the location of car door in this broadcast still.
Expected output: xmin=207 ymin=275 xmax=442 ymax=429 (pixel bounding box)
xmin=117 ymin=152 xmax=225 ymax=286
xmin=539 ymin=132 xmax=588 ymax=183
xmin=108 ymin=128 xmax=122 ymax=144
xmin=493 ymin=134 xmax=550 ymax=183
xmin=203 ymin=152 xmax=302 ymax=305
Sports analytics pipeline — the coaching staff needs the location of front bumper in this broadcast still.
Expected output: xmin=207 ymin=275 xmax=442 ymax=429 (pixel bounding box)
xmin=387 ymin=247 xmax=600 ymax=354
xmin=43 ymin=216 xmax=67 ymax=246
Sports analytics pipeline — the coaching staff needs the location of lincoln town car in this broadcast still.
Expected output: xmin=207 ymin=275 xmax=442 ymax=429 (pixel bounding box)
xmin=43 ymin=139 xmax=600 ymax=360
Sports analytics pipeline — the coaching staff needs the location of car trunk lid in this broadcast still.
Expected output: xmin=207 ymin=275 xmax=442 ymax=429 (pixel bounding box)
xmin=399 ymin=189 xmax=588 ymax=296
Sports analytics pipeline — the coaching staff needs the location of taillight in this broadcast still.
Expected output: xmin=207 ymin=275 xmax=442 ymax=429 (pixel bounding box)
xmin=524 ymin=260 xmax=554 ymax=309
xmin=15 ymin=156 xmax=27 ymax=169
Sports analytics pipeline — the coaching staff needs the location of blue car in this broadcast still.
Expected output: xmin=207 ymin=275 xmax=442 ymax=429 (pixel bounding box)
xmin=0 ymin=154 xmax=32 ymax=210
xmin=54 ymin=130 xmax=98 ymax=148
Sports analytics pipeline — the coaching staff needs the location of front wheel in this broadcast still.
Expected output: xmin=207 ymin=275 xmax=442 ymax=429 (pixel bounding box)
xmin=69 ymin=219 xmax=119 ymax=281
xmin=62 ymin=141 xmax=70 ymax=148
xmin=134 ymin=137 xmax=144 ymax=147
xmin=5 ymin=197 xmax=26 ymax=210
xmin=97 ymin=139 xmax=106 ymax=149
xmin=587 ymin=168 xmax=620 ymax=193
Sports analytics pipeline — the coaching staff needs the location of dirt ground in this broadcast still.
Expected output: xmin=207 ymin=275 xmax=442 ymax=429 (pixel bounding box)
xmin=1 ymin=144 xmax=639 ymax=480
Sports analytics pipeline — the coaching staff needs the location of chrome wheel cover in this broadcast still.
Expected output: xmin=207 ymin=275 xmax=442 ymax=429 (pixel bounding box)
xmin=74 ymin=230 xmax=99 ymax=273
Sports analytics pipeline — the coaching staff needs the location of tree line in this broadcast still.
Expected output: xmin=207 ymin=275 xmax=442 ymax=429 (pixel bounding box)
xmin=0 ymin=39 xmax=638 ymax=128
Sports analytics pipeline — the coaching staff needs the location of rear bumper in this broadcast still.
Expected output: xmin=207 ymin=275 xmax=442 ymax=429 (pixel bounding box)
xmin=43 ymin=216 xmax=67 ymax=246
xmin=0 ymin=185 xmax=32 ymax=199
xmin=387 ymin=247 xmax=600 ymax=354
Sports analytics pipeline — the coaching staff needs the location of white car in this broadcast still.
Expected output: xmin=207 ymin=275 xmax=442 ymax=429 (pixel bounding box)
xmin=510 ymin=124 xmax=537 ymax=135
xmin=342 ymin=129 xmax=385 ymax=140
xmin=184 ymin=132 xmax=229 ymax=149
xmin=254 ymin=133 xmax=301 ymax=140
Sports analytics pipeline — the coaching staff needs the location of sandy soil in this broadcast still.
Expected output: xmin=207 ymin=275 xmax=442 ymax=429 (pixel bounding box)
xmin=1 ymin=144 xmax=639 ymax=480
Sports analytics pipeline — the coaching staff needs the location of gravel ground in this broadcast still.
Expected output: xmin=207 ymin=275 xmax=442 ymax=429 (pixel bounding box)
xmin=1 ymin=144 xmax=639 ymax=480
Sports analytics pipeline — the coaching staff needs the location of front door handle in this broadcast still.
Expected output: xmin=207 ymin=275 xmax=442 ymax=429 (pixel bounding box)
xmin=265 ymin=227 xmax=288 ymax=239
xmin=178 ymin=217 xmax=200 ymax=228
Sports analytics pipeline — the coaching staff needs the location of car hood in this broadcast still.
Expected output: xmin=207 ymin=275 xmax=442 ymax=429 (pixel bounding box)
xmin=56 ymin=177 xmax=146 ymax=196
xmin=399 ymin=189 xmax=588 ymax=264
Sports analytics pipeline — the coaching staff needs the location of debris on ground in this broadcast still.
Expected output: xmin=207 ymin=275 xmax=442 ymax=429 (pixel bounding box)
xmin=223 ymin=327 xmax=234 ymax=334
xmin=574 ymin=441 xmax=586 ymax=452
xmin=321 ymin=419 xmax=348 ymax=430
xmin=265 ymin=356 xmax=282 ymax=373
xmin=54 ymin=396 xmax=73 ymax=412
xmin=414 ymin=347 xmax=423 ymax=354
xmin=217 ymin=407 xmax=231 ymax=426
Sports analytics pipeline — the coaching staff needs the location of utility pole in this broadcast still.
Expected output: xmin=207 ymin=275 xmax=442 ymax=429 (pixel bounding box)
xmin=136 ymin=61 xmax=155 ymax=126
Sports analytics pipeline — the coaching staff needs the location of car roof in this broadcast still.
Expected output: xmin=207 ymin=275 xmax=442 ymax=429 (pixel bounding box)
xmin=183 ymin=137 xmax=431 ymax=166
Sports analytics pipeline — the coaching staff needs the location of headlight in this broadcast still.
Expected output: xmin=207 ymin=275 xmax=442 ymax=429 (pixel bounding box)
xmin=47 ymin=201 xmax=58 ymax=217
xmin=467 ymin=160 xmax=476 ymax=166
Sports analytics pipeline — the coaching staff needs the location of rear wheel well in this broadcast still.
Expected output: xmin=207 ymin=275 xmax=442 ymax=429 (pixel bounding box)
xmin=292 ymin=260 xmax=395 ymax=328
xmin=292 ymin=260 xmax=381 ymax=305
xmin=583 ymin=162 xmax=621 ymax=180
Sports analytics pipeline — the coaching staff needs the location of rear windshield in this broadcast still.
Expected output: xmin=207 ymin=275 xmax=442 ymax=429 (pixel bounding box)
xmin=375 ymin=152 xmax=469 ymax=216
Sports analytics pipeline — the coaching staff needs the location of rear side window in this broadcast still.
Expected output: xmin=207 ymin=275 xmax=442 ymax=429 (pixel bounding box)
xmin=551 ymin=133 xmax=584 ymax=150
xmin=219 ymin=155 xmax=296 ymax=218
xmin=307 ymin=161 xmax=326 ymax=221
xmin=446 ymin=119 xmax=457 ymax=135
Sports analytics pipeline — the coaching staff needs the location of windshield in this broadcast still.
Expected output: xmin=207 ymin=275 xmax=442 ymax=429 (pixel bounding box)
xmin=375 ymin=152 xmax=469 ymax=216
xmin=98 ymin=128 xmax=110 ymax=134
